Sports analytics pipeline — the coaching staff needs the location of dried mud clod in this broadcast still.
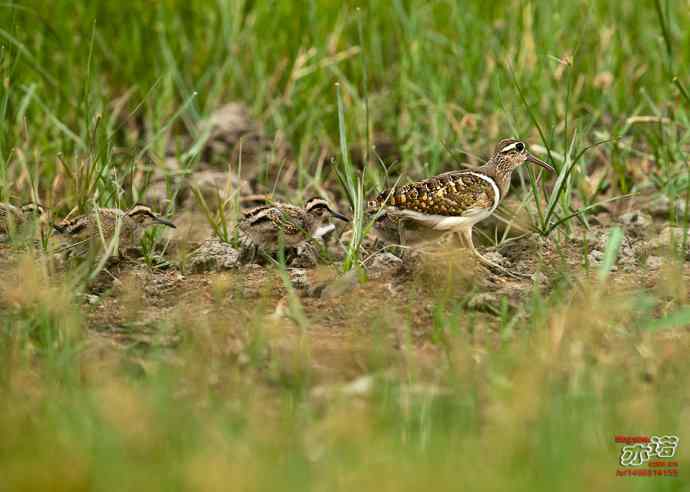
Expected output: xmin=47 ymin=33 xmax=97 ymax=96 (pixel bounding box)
xmin=140 ymin=163 xmax=252 ymax=211
xmin=642 ymin=226 xmax=690 ymax=260
xmin=646 ymin=195 xmax=687 ymax=219
xmin=365 ymin=252 xmax=403 ymax=279
xmin=185 ymin=238 xmax=241 ymax=273
xmin=619 ymin=210 xmax=653 ymax=231
xmin=137 ymin=101 xmax=291 ymax=213
xmin=184 ymin=232 xmax=329 ymax=274
xmin=192 ymin=102 xmax=293 ymax=187
xmin=196 ymin=102 xmax=277 ymax=171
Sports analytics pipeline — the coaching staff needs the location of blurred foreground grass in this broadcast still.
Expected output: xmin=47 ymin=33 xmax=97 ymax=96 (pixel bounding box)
xmin=1 ymin=256 xmax=690 ymax=491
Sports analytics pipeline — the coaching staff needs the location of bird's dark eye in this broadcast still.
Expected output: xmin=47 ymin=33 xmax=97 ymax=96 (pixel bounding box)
xmin=515 ymin=142 xmax=525 ymax=152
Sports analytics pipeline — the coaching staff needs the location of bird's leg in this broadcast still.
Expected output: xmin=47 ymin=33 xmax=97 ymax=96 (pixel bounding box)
xmin=254 ymin=244 xmax=262 ymax=262
xmin=291 ymin=241 xmax=319 ymax=268
xmin=457 ymin=228 xmax=529 ymax=280
xmin=237 ymin=234 xmax=258 ymax=264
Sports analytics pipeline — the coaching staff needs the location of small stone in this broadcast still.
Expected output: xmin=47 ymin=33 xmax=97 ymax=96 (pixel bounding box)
xmin=269 ymin=297 xmax=289 ymax=320
xmin=646 ymin=256 xmax=662 ymax=271
xmin=80 ymin=294 xmax=100 ymax=305
xmin=531 ymin=271 xmax=547 ymax=284
xmin=320 ymin=270 xmax=360 ymax=299
xmin=467 ymin=292 xmax=498 ymax=311
xmin=483 ymin=251 xmax=509 ymax=267
xmin=596 ymin=229 xmax=629 ymax=252
xmin=577 ymin=229 xmax=601 ymax=246
xmin=588 ymin=249 xmax=604 ymax=263
xmin=195 ymin=102 xmax=290 ymax=178
xmin=647 ymin=196 xmax=686 ymax=218
xmin=142 ymin=165 xmax=251 ymax=211
xmin=529 ymin=232 xmax=551 ymax=248
xmin=237 ymin=352 xmax=250 ymax=367
xmin=311 ymin=375 xmax=375 ymax=401
xmin=186 ymin=238 xmax=240 ymax=273
xmin=644 ymin=226 xmax=690 ymax=259
xmin=367 ymin=252 xmax=403 ymax=278
xmin=189 ymin=169 xmax=251 ymax=205
xmin=620 ymin=211 xmax=652 ymax=229
xmin=341 ymin=375 xmax=374 ymax=396
xmin=620 ymin=244 xmax=636 ymax=258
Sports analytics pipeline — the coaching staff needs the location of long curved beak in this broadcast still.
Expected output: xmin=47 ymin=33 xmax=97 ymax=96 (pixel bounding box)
xmin=328 ymin=209 xmax=351 ymax=222
xmin=526 ymin=153 xmax=555 ymax=173
xmin=154 ymin=216 xmax=176 ymax=228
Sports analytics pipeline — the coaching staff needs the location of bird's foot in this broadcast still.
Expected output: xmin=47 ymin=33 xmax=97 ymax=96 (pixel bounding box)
xmin=480 ymin=261 xmax=530 ymax=280
xmin=472 ymin=251 xmax=530 ymax=280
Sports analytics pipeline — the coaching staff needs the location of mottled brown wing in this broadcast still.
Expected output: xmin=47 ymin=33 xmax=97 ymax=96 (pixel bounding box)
xmin=0 ymin=205 xmax=9 ymax=233
xmin=0 ymin=204 xmax=20 ymax=219
xmin=370 ymin=172 xmax=496 ymax=216
xmin=0 ymin=204 xmax=23 ymax=233
xmin=54 ymin=215 xmax=89 ymax=236
xmin=243 ymin=206 xmax=302 ymax=236
xmin=275 ymin=207 xmax=306 ymax=236
xmin=242 ymin=204 xmax=273 ymax=219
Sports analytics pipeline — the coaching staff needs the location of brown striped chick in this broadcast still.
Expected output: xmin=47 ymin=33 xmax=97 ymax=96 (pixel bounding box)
xmin=238 ymin=197 xmax=349 ymax=259
xmin=53 ymin=204 xmax=175 ymax=258
xmin=0 ymin=202 xmax=47 ymax=240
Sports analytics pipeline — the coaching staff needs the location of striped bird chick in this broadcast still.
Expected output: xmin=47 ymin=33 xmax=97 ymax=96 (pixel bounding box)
xmin=238 ymin=197 xmax=349 ymax=255
xmin=367 ymin=139 xmax=555 ymax=277
xmin=53 ymin=204 xmax=175 ymax=258
xmin=0 ymin=202 xmax=47 ymax=238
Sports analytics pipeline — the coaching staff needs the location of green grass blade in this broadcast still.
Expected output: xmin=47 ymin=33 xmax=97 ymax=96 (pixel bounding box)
xmin=597 ymin=227 xmax=623 ymax=282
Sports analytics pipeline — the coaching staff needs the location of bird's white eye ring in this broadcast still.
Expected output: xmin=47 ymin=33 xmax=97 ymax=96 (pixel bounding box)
xmin=515 ymin=142 xmax=525 ymax=152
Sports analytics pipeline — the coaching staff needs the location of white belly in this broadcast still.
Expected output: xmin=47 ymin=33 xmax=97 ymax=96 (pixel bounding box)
xmin=393 ymin=208 xmax=492 ymax=231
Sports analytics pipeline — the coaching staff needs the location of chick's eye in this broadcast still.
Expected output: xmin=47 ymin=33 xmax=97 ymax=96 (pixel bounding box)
xmin=515 ymin=142 xmax=525 ymax=152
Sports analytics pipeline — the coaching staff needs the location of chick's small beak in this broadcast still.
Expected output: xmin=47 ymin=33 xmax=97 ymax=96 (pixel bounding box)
xmin=526 ymin=153 xmax=556 ymax=173
xmin=329 ymin=210 xmax=351 ymax=222
xmin=154 ymin=216 xmax=176 ymax=228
